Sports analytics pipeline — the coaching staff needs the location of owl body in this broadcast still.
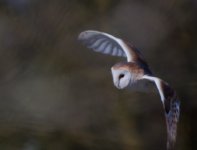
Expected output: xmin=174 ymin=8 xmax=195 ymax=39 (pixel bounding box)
xmin=79 ymin=30 xmax=180 ymax=150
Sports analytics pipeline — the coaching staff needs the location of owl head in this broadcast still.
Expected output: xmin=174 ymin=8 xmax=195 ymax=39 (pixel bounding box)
xmin=111 ymin=62 xmax=132 ymax=89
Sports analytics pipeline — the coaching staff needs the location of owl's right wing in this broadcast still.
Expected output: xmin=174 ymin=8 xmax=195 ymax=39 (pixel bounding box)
xmin=142 ymin=75 xmax=180 ymax=150
xmin=78 ymin=30 xmax=146 ymax=63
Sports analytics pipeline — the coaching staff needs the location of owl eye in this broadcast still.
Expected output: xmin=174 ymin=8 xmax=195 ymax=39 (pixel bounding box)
xmin=119 ymin=74 xmax=125 ymax=79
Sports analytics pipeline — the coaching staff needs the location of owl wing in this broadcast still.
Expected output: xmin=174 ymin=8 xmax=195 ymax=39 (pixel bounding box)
xmin=78 ymin=30 xmax=145 ymax=63
xmin=142 ymin=75 xmax=180 ymax=150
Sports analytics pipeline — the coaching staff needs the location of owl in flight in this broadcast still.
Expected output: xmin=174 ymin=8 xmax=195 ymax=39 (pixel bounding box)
xmin=78 ymin=30 xmax=180 ymax=150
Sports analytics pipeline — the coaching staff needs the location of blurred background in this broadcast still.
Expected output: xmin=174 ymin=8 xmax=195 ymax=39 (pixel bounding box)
xmin=0 ymin=0 xmax=196 ymax=149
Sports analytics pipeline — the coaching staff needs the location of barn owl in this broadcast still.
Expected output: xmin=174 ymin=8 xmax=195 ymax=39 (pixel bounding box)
xmin=78 ymin=30 xmax=180 ymax=150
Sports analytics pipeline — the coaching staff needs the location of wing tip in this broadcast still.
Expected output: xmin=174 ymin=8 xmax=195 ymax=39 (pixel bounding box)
xmin=78 ymin=30 xmax=101 ymax=41
xmin=166 ymin=97 xmax=180 ymax=150
xmin=78 ymin=31 xmax=87 ymax=41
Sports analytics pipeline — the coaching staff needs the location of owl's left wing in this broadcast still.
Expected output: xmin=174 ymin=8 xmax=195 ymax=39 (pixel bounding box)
xmin=142 ymin=75 xmax=180 ymax=150
xmin=78 ymin=30 xmax=145 ymax=63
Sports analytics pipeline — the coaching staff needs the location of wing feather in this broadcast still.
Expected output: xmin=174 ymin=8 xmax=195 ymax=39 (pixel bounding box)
xmin=78 ymin=30 xmax=152 ymax=74
xmin=90 ymin=38 xmax=105 ymax=48
xmin=104 ymin=43 xmax=112 ymax=54
xmin=142 ymin=75 xmax=180 ymax=150
xmin=78 ymin=30 xmax=138 ymax=61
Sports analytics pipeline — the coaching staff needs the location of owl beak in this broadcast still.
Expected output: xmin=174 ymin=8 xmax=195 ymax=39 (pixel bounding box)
xmin=115 ymin=81 xmax=122 ymax=89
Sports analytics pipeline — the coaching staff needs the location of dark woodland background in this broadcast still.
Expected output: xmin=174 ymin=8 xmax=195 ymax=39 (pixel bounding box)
xmin=0 ymin=0 xmax=196 ymax=150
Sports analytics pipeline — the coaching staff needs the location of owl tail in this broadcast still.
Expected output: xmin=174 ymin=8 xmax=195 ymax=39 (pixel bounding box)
xmin=164 ymin=98 xmax=180 ymax=150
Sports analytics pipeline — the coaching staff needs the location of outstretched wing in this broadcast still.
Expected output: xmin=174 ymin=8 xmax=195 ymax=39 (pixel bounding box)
xmin=142 ymin=75 xmax=180 ymax=150
xmin=78 ymin=30 xmax=146 ymax=63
